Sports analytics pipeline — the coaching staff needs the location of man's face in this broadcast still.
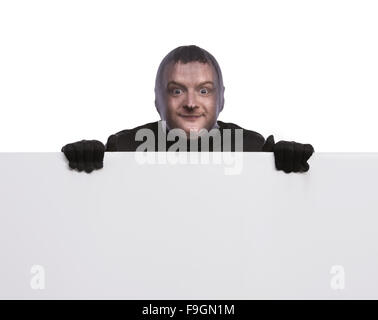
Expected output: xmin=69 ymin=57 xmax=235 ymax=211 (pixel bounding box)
xmin=162 ymin=61 xmax=218 ymax=136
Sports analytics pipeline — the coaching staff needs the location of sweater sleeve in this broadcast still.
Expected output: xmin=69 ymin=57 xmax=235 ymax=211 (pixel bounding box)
xmin=262 ymin=135 xmax=275 ymax=152
xmin=105 ymin=134 xmax=118 ymax=151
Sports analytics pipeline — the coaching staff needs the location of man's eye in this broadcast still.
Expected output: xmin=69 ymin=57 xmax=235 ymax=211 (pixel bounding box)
xmin=200 ymin=88 xmax=210 ymax=95
xmin=172 ymin=88 xmax=182 ymax=95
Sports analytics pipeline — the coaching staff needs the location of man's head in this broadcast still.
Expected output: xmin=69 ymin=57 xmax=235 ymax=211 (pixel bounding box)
xmin=154 ymin=45 xmax=225 ymax=135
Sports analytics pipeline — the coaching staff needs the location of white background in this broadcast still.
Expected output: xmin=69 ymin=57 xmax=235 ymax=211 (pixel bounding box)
xmin=0 ymin=0 xmax=377 ymax=151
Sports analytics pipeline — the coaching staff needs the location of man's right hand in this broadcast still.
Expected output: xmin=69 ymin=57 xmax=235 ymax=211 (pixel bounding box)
xmin=61 ymin=140 xmax=105 ymax=173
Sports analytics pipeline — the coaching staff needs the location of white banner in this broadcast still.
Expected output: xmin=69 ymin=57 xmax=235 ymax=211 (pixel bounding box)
xmin=0 ymin=152 xmax=377 ymax=299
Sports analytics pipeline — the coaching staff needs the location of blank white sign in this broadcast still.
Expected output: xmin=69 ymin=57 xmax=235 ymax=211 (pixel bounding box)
xmin=0 ymin=152 xmax=377 ymax=299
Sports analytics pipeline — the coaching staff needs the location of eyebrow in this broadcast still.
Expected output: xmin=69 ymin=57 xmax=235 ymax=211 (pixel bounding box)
xmin=167 ymin=81 xmax=215 ymax=88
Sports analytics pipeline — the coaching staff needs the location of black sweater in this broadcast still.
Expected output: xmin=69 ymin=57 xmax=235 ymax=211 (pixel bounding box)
xmin=105 ymin=120 xmax=268 ymax=152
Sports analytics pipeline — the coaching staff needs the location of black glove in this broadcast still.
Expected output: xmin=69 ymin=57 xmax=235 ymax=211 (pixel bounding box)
xmin=262 ymin=135 xmax=314 ymax=173
xmin=61 ymin=140 xmax=105 ymax=173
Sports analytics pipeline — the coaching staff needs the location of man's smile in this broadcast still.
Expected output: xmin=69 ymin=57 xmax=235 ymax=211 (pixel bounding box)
xmin=179 ymin=114 xmax=203 ymax=121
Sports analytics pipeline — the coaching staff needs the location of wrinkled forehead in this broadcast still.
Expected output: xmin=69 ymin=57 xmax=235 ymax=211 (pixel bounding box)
xmin=162 ymin=61 xmax=217 ymax=88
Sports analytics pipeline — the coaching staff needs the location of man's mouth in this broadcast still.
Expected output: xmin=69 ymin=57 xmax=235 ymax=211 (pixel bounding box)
xmin=179 ymin=114 xmax=203 ymax=121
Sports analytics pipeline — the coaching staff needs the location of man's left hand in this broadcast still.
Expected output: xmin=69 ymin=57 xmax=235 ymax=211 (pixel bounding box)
xmin=262 ymin=135 xmax=314 ymax=173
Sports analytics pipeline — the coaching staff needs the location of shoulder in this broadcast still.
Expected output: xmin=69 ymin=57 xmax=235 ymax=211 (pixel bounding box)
xmin=217 ymin=120 xmax=265 ymax=151
xmin=106 ymin=121 xmax=159 ymax=151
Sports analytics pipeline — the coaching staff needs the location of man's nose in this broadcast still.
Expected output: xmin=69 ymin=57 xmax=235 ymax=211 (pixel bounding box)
xmin=183 ymin=90 xmax=198 ymax=110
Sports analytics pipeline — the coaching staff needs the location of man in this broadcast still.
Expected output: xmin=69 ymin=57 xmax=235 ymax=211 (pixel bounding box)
xmin=62 ymin=45 xmax=314 ymax=173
